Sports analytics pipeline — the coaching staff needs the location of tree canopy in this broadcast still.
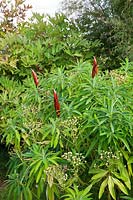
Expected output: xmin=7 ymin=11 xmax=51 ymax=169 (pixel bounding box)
xmin=61 ymin=0 xmax=133 ymax=69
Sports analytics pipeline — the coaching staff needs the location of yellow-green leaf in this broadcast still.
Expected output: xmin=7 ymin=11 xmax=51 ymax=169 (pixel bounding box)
xmin=91 ymin=170 xmax=108 ymax=180
xmin=121 ymin=166 xmax=131 ymax=190
xmin=82 ymin=184 xmax=93 ymax=196
xmin=108 ymin=176 xmax=116 ymax=200
xmin=112 ymin=177 xmax=128 ymax=195
xmin=15 ymin=131 xmax=20 ymax=142
xmin=54 ymin=129 xmax=60 ymax=148
xmin=36 ymin=166 xmax=44 ymax=183
xmin=118 ymin=161 xmax=131 ymax=189
xmin=34 ymin=160 xmax=42 ymax=174
xmin=127 ymin=164 xmax=133 ymax=176
xmin=99 ymin=177 xmax=108 ymax=199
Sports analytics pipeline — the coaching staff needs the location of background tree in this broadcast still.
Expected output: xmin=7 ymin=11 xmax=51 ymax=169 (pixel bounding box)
xmin=0 ymin=0 xmax=32 ymax=33
xmin=60 ymin=0 xmax=133 ymax=70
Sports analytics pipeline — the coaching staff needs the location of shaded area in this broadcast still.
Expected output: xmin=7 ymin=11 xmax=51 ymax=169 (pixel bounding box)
xmin=0 ymin=144 xmax=9 ymax=200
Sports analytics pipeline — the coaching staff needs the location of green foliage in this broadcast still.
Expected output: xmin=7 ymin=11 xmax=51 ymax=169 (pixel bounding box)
xmin=0 ymin=1 xmax=132 ymax=199
xmin=6 ymin=144 xmax=61 ymax=200
xmin=0 ymin=12 xmax=99 ymax=79
xmin=61 ymin=0 xmax=133 ymax=69
xmin=0 ymin=59 xmax=133 ymax=199
xmin=89 ymin=150 xmax=131 ymax=199
xmin=62 ymin=184 xmax=92 ymax=200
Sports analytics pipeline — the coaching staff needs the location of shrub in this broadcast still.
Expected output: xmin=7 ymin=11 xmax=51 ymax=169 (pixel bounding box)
xmin=0 ymin=12 xmax=100 ymax=80
xmin=0 ymin=59 xmax=132 ymax=199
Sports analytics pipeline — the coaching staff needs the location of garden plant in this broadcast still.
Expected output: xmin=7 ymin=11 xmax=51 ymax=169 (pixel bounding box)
xmin=0 ymin=0 xmax=133 ymax=200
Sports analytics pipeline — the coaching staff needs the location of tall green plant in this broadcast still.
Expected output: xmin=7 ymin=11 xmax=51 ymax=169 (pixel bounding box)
xmin=0 ymin=59 xmax=132 ymax=199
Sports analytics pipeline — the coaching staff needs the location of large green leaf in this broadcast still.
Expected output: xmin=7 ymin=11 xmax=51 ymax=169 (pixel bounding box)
xmin=112 ymin=177 xmax=128 ymax=195
xmin=91 ymin=170 xmax=108 ymax=180
xmin=99 ymin=177 xmax=108 ymax=199
xmin=108 ymin=176 xmax=116 ymax=200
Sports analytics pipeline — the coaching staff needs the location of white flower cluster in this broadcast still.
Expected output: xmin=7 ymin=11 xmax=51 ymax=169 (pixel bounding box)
xmin=61 ymin=116 xmax=80 ymax=140
xmin=62 ymin=151 xmax=86 ymax=167
xmin=93 ymin=149 xmax=123 ymax=168
xmin=45 ymin=165 xmax=67 ymax=186
xmin=110 ymin=70 xmax=127 ymax=84
xmin=100 ymin=150 xmax=122 ymax=161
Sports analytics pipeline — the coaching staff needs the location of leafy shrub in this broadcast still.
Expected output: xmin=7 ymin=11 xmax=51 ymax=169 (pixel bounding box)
xmin=0 ymin=12 xmax=100 ymax=80
xmin=0 ymin=59 xmax=132 ymax=199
